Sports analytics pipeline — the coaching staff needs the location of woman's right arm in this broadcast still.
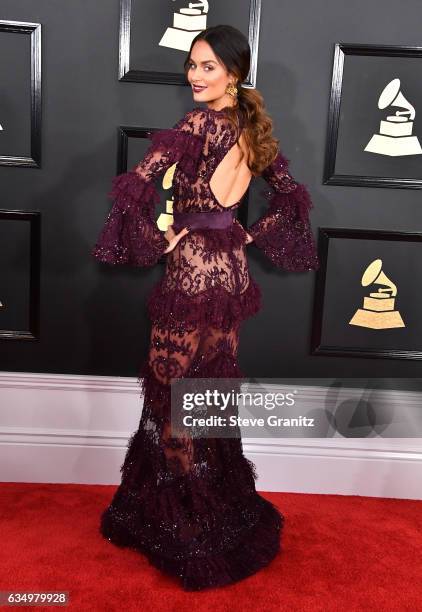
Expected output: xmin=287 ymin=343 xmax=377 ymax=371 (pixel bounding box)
xmin=246 ymin=150 xmax=320 ymax=272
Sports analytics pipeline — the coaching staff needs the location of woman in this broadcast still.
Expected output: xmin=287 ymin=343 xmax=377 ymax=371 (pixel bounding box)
xmin=92 ymin=24 xmax=319 ymax=590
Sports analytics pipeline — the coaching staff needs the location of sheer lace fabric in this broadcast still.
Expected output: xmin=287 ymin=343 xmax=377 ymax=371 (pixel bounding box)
xmin=91 ymin=106 xmax=319 ymax=590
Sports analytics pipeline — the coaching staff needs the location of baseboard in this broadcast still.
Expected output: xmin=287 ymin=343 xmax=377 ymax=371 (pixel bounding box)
xmin=1 ymin=371 xmax=421 ymax=499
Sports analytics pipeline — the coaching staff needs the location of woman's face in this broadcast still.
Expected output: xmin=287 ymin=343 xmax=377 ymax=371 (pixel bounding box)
xmin=186 ymin=40 xmax=236 ymax=110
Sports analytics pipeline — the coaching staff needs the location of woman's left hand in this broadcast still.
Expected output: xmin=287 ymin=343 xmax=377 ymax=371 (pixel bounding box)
xmin=163 ymin=224 xmax=190 ymax=254
xmin=233 ymin=219 xmax=254 ymax=244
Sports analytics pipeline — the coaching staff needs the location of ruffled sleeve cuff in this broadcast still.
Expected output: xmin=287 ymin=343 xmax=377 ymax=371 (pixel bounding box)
xmin=91 ymin=171 xmax=169 ymax=267
xmin=247 ymin=183 xmax=320 ymax=272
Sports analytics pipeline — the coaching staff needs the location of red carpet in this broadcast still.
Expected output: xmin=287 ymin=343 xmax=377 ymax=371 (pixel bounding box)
xmin=1 ymin=483 xmax=421 ymax=611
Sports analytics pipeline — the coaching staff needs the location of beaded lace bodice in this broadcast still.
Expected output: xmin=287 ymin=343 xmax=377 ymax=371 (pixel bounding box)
xmin=136 ymin=107 xmax=248 ymax=214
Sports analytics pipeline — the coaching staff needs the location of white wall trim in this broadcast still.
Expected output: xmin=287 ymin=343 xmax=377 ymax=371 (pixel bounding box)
xmin=1 ymin=371 xmax=421 ymax=499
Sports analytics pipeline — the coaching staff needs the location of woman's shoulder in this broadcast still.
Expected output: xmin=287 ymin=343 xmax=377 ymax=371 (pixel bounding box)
xmin=173 ymin=107 xmax=207 ymax=136
xmin=176 ymin=105 xmax=233 ymax=135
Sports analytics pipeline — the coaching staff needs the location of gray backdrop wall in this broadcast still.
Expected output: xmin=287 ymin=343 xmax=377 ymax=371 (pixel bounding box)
xmin=1 ymin=0 xmax=422 ymax=383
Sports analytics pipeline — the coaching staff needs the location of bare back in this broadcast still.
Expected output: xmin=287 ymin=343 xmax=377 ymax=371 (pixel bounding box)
xmin=209 ymin=132 xmax=252 ymax=208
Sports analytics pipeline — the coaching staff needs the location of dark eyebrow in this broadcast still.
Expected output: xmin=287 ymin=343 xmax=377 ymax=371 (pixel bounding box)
xmin=189 ymin=59 xmax=217 ymax=64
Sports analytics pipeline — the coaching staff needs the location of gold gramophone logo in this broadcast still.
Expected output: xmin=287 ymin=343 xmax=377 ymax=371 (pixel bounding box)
xmin=364 ymin=78 xmax=422 ymax=157
xmin=156 ymin=163 xmax=176 ymax=231
xmin=159 ymin=1 xmax=209 ymax=52
xmin=349 ymin=258 xmax=405 ymax=329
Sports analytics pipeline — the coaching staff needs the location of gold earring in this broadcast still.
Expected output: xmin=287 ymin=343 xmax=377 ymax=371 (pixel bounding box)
xmin=225 ymin=81 xmax=238 ymax=98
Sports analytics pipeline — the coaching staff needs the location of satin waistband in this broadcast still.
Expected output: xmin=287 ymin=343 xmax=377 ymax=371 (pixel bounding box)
xmin=173 ymin=209 xmax=235 ymax=232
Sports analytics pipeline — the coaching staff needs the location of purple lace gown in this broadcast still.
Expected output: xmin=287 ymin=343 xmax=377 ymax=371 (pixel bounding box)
xmin=91 ymin=106 xmax=319 ymax=590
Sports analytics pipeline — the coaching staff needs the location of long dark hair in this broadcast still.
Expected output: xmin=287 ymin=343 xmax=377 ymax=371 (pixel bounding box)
xmin=183 ymin=24 xmax=279 ymax=176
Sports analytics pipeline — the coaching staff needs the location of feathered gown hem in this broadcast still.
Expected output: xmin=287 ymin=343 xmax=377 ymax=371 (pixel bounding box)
xmin=99 ymin=494 xmax=284 ymax=591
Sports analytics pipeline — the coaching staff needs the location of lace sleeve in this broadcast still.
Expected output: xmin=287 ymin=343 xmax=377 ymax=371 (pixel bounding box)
xmin=247 ymin=151 xmax=320 ymax=272
xmin=91 ymin=110 xmax=204 ymax=267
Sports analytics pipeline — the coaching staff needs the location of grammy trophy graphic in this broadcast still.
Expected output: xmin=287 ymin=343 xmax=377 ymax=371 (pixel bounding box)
xmin=160 ymin=1 xmax=210 ymax=52
xmin=156 ymin=163 xmax=177 ymax=232
xmin=349 ymin=258 xmax=405 ymax=330
xmin=364 ymin=78 xmax=422 ymax=157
